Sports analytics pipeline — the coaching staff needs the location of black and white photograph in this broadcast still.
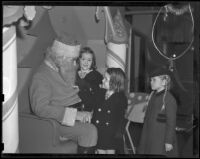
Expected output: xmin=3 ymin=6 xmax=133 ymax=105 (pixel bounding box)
xmin=2 ymin=1 xmax=199 ymax=158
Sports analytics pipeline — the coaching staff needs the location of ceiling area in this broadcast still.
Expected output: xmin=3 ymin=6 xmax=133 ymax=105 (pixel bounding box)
xmin=24 ymin=3 xmax=198 ymax=43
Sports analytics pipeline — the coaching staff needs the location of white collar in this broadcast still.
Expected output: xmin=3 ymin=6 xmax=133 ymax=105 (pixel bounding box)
xmin=105 ymin=90 xmax=114 ymax=100
xmin=80 ymin=69 xmax=92 ymax=74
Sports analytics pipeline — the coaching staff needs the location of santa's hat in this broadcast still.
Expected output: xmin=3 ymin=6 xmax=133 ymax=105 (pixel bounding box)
xmin=51 ymin=32 xmax=81 ymax=58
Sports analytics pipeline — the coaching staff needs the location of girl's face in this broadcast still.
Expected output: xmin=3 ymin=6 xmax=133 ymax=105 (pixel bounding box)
xmin=102 ymin=72 xmax=110 ymax=90
xmin=150 ymin=76 xmax=165 ymax=92
xmin=80 ymin=52 xmax=93 ymax=71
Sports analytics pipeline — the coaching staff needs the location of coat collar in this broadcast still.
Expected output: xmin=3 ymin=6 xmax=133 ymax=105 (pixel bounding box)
xmin=154 ymin=89 xmax=165 ymax=96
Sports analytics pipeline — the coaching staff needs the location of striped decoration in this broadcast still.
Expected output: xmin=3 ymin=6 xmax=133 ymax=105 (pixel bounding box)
xmin=3 ymin=26 xmax=19 ymax=153
xmin=104 ymin=8 xmax=128 ymax=72
xmin=3 ymin=27 xmax=16 ymax=51
xmin=95 ymin=7 xmax=128 ymax=71
xmin=106 ymin=42 xmax=126 ymax=71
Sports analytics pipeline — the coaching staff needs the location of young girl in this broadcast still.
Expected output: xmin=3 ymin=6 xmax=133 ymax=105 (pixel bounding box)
xmin=91 ymin=67 xmax=128 ymax=154
xmin=76 ymin=47 xmax=103 ymax=111
xmin=138 ymin=67 xmax=178 ymax=157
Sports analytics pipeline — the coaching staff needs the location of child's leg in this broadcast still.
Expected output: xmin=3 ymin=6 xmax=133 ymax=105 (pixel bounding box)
xmin=106 ymin=149 xmax=115 ymax=154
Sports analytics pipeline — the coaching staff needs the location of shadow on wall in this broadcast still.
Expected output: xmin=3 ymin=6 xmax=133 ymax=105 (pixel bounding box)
xmin=18 ymin=10 xmax=57 ymax=71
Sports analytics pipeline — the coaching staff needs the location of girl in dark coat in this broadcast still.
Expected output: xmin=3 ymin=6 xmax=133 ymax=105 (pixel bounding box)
xmin=75 ymin=47 xmax=103 ymax=111
xmin=138 ymin=67 xmax=179 ymax=157
xmin=91 ymin=68 xmax=128 ymax=154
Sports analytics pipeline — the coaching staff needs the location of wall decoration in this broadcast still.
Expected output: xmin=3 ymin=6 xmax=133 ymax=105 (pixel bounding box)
xmin=95 ymin=7 xmax=129 ymax=72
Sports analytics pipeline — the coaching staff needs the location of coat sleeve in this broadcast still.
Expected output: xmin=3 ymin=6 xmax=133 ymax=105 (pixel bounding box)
xmin=114 ymin=94 xmax=128 ymax=137
xmin=29 ymin=76 xmax=77 ymax=125
xmin=165 ymin=93 xmax=177 ymax=144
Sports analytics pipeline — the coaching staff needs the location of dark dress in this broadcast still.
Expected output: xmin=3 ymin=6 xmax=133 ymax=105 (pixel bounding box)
xmin=76 ymin=69 xmax=103 ymax=111
xmin=138 ymin=90 xmax=179 ymax=157
xmin=91 ymin=88 xmax=128 ymax=150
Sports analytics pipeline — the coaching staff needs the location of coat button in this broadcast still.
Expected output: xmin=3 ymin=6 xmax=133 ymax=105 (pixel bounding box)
xmin=96 ymin=120 xmax=99 ymax=124
xmin=98 ymin=108 xmax=101 ymax=112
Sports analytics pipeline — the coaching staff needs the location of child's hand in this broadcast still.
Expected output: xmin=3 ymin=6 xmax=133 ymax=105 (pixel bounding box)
xmin=82 ymin=111 xmax=93 ymax=123
xmin=165 ymin=143 xmax=173 ymax=152
xmin=142 ymin=102 xmax=148 ymax=112
xmin=73 ymin=85 xmax=79 ymax=91
xmin=76 ymin=111 xmax=92 ymax=123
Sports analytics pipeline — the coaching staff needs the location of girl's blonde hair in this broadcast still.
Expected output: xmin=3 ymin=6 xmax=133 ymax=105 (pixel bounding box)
xmin=149 ymin=67 xmax=174 ymax=111
xmin=157 ymin=75 xmax=172 ymax=111
xmin=159 ymin=75 xmax=171 ymax=90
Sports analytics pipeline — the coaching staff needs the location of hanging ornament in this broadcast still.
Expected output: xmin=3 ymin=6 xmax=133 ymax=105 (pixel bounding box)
xmin=152 ymin=3 xmax=194 ymax=91
xmin=24 ymin=6 xmax=36 ymax=21
xmin=95 ymin=6 xmax=101 ymax=22
xmin=152 ymin=3 xmax=194 ymax=60
xmin=94 ymin=7 xmax=129 ymax=72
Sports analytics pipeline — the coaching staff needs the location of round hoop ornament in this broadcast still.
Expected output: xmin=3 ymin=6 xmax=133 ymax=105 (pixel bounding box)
xmin=152 ymin=3 xmax=194 ymax=62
